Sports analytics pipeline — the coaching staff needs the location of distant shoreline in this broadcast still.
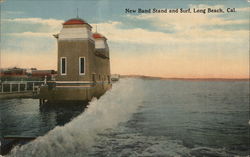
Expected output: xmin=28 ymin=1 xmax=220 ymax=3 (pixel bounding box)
xmin=120 ymin=75 xmax=250 ymax=81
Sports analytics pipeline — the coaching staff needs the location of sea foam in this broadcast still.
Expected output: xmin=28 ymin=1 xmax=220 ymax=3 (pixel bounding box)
xmin=8 ymin=78 xmax=144 ymax=157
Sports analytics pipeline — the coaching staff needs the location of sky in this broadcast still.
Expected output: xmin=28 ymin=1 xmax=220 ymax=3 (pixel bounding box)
xmin=0 ymin=0 xmax=249 ymax=78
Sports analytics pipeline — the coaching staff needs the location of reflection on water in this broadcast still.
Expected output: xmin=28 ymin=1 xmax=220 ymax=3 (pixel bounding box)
xmin=0 ymin=99 xmax=87 ymax=137
xmin=39 ymin=102 xmax=87 ymax=128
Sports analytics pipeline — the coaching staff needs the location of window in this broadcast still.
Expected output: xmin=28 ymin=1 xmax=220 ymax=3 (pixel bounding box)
xmin=92 ymin=73 xmax=96 ymax=82
xmin=61 ymin=57 xmax=67 ymax=75
xmin=79 ymin=57 xmax=85 ymax=75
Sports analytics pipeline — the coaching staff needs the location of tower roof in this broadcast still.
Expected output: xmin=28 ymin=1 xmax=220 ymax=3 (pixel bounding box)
xmin=63 ymin=18 xmax=87 ymax=25
xmin=93 ymin=33 xmax=106 ymax=40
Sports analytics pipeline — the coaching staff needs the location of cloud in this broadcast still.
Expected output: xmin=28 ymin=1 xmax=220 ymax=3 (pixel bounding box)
xmin=92 ymin=8 xmax=249 ymax=78
xmin=237 ymin=7 xmax=249 ymax=12
xmin=2 ymin=10 xmax=249 ymax=78
xmin=3 ymin=18 xmax=63 ymax=34
xmin=94 ymin=20 xmax=248 ymax=45
xmin=129 ymin=10 xmax=248 ymax=33
xmin=4 ymin=13 xmax=248 ymax=45
xmin=1 ymin=18 xmax=59 ymax=69
xmin=4 ymin=18 xmax=63 ymax=26
xmin=8 ymin=32 xmax=53 ymax=37
xmin=96 ymin=5 xmax=248 ymax=47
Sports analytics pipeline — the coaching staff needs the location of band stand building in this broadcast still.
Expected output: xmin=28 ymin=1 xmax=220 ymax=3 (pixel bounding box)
xmin=39 ymin=17 xmax=111 ymax=104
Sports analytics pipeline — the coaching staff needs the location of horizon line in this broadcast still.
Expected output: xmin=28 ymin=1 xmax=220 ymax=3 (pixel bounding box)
xmin=120 ymin=74 xmax=250 ymax=80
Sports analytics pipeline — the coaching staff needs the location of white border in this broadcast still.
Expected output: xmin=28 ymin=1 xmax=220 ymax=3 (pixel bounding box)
xmin=79 ymin=57 xmax=85 ymax=75
xmin=60 ymin=57 xmax=67 ymax=75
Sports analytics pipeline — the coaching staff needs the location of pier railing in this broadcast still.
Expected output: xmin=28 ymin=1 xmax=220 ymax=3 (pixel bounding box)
xmin=0 ymin=81 xmax=44 ymax=93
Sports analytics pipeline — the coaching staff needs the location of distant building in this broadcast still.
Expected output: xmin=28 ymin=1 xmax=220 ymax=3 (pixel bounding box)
xmin=31 ymin=70 xmax=57 ymax=79
xmin=0 ymin=67 xmax=27 ymax=81
xmin=0 ymin=67 xmax=26 ymax=76
xmin=39 ymin=17 xmax=111 ymax=104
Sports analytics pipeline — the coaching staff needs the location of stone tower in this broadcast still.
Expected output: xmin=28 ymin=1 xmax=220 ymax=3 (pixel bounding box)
xmin=39 ymin=17 xmax=111 ymax=103
xmin=54 ymin=18 xmax=95 ymax=81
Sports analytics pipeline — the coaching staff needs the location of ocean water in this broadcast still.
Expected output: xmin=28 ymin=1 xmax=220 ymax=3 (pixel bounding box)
xmin=0 ymin=78 xmax=249 ymax=157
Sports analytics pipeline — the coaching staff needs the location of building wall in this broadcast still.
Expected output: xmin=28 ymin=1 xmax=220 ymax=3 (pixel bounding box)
xmin=59 ymin=24 xmax=94 ymax=41
xmin=94 ymin=48 xmax=110 ymax=82
xmin=56 ymin=23 xmax=110 ymax=83
xmin=39 ymin=20 xmax=112 ymax=102
xmin=57 ymin=39 xmax=96 ymax=81
xmin=95 ymin=39 xmax=105 ymax=49
xmin=56 ymin=39 xmax=110 ymax=82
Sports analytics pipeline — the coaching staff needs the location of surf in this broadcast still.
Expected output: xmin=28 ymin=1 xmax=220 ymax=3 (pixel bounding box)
xmin=8 ymin=78 xmax=144 ymax=157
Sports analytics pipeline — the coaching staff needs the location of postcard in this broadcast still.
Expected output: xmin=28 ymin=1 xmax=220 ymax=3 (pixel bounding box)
xmin=0 ymin=0 xmax=249 ymax=156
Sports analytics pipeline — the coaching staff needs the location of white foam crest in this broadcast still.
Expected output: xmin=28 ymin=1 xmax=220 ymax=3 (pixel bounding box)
xmin=8 ymin=78 xmax=144 ymax=157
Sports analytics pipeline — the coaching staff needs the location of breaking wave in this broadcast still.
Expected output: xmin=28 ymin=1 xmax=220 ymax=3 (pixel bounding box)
xmin=8 ymin=78 xmax=144 ymax=157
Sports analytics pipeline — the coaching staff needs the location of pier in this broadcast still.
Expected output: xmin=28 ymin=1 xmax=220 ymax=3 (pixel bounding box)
xmin=0 ymin=81 xmax=44 ymax=99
